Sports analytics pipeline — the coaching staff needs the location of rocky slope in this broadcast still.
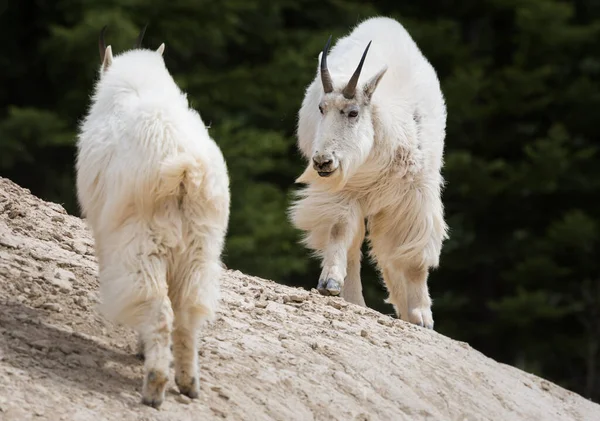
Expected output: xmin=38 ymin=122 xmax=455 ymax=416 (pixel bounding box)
xmin=0 ymin=176 xmax=598 ymax=421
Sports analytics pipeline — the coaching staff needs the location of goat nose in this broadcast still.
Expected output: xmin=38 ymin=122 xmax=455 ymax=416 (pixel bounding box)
xmin=312 ymin=155 xmax=333 ymax=170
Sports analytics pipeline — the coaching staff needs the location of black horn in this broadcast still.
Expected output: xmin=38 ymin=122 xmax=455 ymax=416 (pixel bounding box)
xmin=342 ymin=41 xmax=372 ymax=99
xmin=99 ymin=25 xmax=108 ymax=62
xmin=134 ymin=24 xmax=148 ymax=49
xmin=320 ymin=35 xmax=334 ymax=94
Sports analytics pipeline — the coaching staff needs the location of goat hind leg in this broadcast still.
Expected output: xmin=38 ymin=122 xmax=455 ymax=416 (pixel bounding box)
xmin=98 ymin=228 xmax=173 ymax=408
xmin=171 ymin=304 xmax=203 ymax=399
xmin=136 ymin=295 xmax=174 ymax=408
xmin=135 ymin=332 xmax=145 ymax=360
xmin=170 ymin=254 xmax=221 ymax=399
xmin=135 ymin=331 xmax=174 ymax=363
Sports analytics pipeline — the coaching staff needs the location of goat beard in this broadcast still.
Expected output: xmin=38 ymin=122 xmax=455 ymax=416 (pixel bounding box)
xmin=295 ymin=164 xmax=347 ymax=193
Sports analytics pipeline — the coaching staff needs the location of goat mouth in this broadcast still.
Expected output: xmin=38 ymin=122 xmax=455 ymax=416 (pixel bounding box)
xmin=317 ymin=170 xmax=336 ymax=177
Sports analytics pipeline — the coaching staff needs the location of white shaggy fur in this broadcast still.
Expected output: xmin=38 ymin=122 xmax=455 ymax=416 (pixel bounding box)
xmin=75 ymin=37 xmax=230 ymax=407
xmin=289 ymin=17 xmax=448 ymax=329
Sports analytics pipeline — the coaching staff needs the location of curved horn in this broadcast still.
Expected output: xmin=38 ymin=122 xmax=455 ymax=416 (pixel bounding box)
xmin=320 ymin=35 xmax=334 ymax=93
xmin=342 ymin=41 xmax=372 ymax=99
xmin=99 ymin=25 xmax=107 ymax=62
xmin=134 ymin=24 xmax=148 ymax=49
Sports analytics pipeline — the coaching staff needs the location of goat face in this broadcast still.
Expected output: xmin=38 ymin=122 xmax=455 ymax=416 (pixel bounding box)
xmin=312 ymin=93 xmax=375 ymax=178
xmin=311 ymin=37 xmax=388 ymax=181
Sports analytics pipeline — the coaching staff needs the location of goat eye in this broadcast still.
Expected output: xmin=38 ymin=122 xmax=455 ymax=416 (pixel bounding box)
xmin=348 ymin=110 xmax=359 ymax=118
xmin=318 ymin=105 xmax=324 ymax=114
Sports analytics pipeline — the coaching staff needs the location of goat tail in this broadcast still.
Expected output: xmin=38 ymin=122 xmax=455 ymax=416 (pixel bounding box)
xmin=156 ymin=154 xmax=205 ymax=200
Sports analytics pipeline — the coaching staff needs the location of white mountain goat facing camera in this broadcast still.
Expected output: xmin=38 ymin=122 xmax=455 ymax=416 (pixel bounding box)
xmin=290 ymin=17 xmax=448 ymax=329
xmin=75 ymin=26 xmax=230 ymax=408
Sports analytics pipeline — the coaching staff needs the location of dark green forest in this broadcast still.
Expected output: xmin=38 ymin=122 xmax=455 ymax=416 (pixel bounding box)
xmin=1 ymin=0 xmax=599 ymax=402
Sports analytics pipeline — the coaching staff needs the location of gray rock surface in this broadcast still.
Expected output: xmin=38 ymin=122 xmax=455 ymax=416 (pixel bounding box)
xmin=0 ymin=176 xmax=599 ymax=421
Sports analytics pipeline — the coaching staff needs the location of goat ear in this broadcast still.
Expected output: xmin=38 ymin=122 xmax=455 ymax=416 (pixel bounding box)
xmin=102 ymin=46 xmax=113 ymax=72
xmin=363 ymin=65 xmax=388 ymax=102
xmin=157 ymin=43 xmax=165 ymax=56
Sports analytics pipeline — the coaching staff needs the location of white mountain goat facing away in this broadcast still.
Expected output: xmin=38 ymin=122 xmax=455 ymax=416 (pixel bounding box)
xmin=290 ymin=17 xmax=448 ymax=329
xmin=76 ymin=26 xmax=230 ymax=408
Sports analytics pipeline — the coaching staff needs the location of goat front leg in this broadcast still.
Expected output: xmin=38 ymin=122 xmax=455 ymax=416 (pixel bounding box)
xmin=290 ymin=192 xmax=361 ymax=297
xmin=340 ymin=219 xmax=366 ymax=306
xmin=317 ymin=221 xmax=356 ymax=296
xmin=384 ymin=261 xmax=433 ymax=329
xmin=382 ymin=265 xmax=408 ymax=322
xmin=403 ymin=264 xmax=433 ymax=329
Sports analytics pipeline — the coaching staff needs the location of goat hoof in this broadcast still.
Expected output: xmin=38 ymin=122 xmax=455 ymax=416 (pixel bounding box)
xmin=176 ymin=373 xmax=199 ymax=399
xmin=179 ymin=386 xmax=199 ymax=399
xmin=141 ymin=396 xmax=163 ymax=409
xmin=408 ymin=307 xmax=434 ymax=330
xmin=326 ymin=278 xmax=341 ymax=295
xmin=317 ymin=278 xmax=341 ymax=296
xmin=142 ymin=369 xmax=168 ymax=409
xmin=317 ymin=278 xmax=330 ymax=295
xmin=182 ymin=388 xmax=199 ymax=399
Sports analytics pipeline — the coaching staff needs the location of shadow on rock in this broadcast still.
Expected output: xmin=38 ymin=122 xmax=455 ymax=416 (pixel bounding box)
xmin=0 ymin=299 xmax=141 ymax=399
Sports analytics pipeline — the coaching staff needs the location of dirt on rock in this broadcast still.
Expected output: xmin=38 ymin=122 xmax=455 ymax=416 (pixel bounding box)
xmin=0 ymin=176 xmax=599 ymax=421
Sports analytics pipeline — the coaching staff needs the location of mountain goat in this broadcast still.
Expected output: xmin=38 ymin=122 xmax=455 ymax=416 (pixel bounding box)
xmin=290 ymin=17 xmax=448 ymax=329
xmin=75 ymin=26 xmax=230 ymax=408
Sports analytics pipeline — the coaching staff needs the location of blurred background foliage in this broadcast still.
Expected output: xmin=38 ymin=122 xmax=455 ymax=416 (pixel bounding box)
xmin=1 ymin=0 xmax=599 ymax=402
